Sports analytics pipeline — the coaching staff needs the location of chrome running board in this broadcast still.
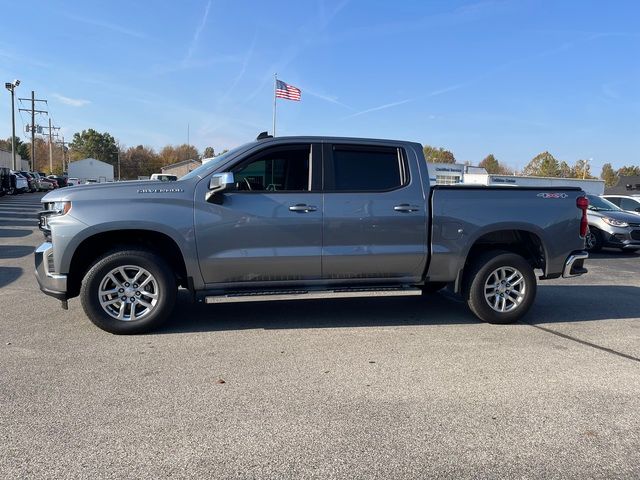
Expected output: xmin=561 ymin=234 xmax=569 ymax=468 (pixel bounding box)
xmin=204 ymin=287 xmax=423 ymax=304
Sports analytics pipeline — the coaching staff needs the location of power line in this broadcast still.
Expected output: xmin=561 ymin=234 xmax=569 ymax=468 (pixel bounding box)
xmin=18 ymin=90 xmax=48 ymax=170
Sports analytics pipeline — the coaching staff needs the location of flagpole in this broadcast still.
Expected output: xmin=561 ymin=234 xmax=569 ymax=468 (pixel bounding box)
xmin=272 ymin=73 xmax=277 ymax=137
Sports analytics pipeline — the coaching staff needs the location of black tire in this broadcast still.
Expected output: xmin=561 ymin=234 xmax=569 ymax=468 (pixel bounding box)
xmin=464 ymin=250 xmax=537 ymax=324
xmin=80 ymin=249 xmax=177 ymax=334
xmin=585 ymin=228 xmax=603 ymax=252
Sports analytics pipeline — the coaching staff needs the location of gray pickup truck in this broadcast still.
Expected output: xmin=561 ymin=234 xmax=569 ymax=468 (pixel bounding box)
xmin=35 ymin=135 xmax=589 ymax=334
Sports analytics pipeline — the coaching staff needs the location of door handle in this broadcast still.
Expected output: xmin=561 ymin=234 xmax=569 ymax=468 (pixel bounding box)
xmin=394 ymin=204 xmax=420 ymax=212
xmin=289 ymin=204 xmax=317 ymax=213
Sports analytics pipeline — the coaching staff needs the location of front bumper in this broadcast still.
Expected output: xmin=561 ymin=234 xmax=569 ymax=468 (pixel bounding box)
xmin=34 ymin=242 xmax=68 ymax=300
xmin=600 ymin=225 xmax=640 ymax=249
xmin=562 ymin=251 xmax=588 ymax=278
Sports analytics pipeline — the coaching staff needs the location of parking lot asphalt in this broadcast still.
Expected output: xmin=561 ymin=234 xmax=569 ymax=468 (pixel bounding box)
xmin=1 ymin=192 xmax=639 ymax=479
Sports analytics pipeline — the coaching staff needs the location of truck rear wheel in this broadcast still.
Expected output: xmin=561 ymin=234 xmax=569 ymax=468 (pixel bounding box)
xmin=464 ymin=251 xmax=536 ymax=324
xmin=80 ymin=249 xmax=176 ymax=334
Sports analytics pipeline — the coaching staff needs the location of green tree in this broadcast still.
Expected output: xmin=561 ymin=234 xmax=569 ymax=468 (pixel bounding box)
xmin=423 ymin=145 xmax=455 ymax=164
xmin=572 ymin=159 xmax=594 ymax=179
xmin=158 ymin=144 xmax=199 ymax=166
xmin=600 ymin=163 xmax=618 ymax=187
xmin=69 ymin=129 xmax=118 ymax=166
xmin=617 ymin=165 xmax=640 ymax=177
xmin=120 ymin=145 xmax=160 ymax=179
xmin=478 ymin=154 xmax=512 ymax=174
xmin=523 ymin=151 xmax=560 ymax=177
xmin=0 ymin=136 xmax=30 ymax=159
xmin=558 ymin=161 xmax=573 ymax=178
xmin=203 ymin=146 xmax=215 ymax=158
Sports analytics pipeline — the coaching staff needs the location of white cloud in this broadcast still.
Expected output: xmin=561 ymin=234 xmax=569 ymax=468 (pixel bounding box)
xmin=66 ymin=14 xmax=147 ymax=39
xmin=184 ymin=0 xmax=212 ymax=64
xmin=343 ymin=98 xmax=414 ymax=119
xmin=53 ymin=94 xmax=91 ymax=107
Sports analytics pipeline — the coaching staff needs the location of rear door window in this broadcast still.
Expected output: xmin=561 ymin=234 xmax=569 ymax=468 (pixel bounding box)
xmin=326 ymin=145 xmax=408 ymax=192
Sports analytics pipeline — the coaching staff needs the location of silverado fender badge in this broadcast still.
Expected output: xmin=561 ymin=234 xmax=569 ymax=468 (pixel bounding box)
xmin=137 ymin=188 xmax=185 ymax=193
xmin=537 ymin=192 xmax=568 ymax=199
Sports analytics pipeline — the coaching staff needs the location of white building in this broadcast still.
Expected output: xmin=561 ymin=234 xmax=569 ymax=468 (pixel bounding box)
xmin=429 ymin=163 xmax=465 ymax=185
xmin=68 ymin=158 xmax=114 ymax=183
xmin=0 ymin=149 xmax=28 ymax=170
xmin=426 ymin=162 xmax=605 ymax=195
xmin=463 ymin=172 xmax=605 ymax=195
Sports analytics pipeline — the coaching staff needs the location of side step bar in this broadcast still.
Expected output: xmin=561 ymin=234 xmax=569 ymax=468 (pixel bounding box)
xmin=204 ymin=287 xmax=423 ymax=304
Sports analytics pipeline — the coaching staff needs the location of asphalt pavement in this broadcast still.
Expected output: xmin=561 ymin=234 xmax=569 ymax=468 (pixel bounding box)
xmin=1 ymin=192 xmax=639 ymax=479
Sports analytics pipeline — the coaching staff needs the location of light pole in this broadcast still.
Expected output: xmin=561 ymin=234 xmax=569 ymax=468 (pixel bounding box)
xmin=4 ymin=79 xmax=20 ymax=170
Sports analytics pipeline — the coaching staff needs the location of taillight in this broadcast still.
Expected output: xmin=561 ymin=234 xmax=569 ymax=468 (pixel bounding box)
xmin=577 ymin=196 xmax=589 ymax=237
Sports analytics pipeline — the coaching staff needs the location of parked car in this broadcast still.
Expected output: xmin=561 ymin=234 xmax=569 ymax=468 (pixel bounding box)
xmin=37 ymin=175 xmax=55 ymax=191
xmin=20 ymin=171 xmax=38 ymax=192
xmin=47 ymin=175 xmax=68 ymax=188
xmin=67 ymin=177 xmax=80 ymax=186
xmin=585 ymin=194 xmax=640 ymax=252
xmin=10 ymin=171 xmax=28 ymax=194
xmin=35 ymin=134 xmax=589 ymax=334
xmin=150 ymin=173 xmax=178 ymax=182
xmin=0 ymin=167 xmax=10 ymax=196
xmin=602 ymin=195 xmax=640 ymax=215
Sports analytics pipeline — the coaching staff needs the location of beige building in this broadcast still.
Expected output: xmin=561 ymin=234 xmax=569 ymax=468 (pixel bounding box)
xmin=161 ymin=159 xmax=201 ymax=178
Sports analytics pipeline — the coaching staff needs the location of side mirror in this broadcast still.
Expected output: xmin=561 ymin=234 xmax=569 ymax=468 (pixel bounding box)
xmin=209 ymin=172 xmax=235 ymax=192
xmin=207 ymin=172 xmax=235 ymax=204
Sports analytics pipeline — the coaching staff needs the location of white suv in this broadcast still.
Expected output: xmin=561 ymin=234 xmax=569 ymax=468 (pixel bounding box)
xmin=603 ymin=195 xmax=640 ymax=215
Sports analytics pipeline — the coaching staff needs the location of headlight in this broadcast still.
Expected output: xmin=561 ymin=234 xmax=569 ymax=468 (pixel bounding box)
xmin=602 ymin=217 xmax=628 ymax=227
xmin=44 ymin=201 xmax=72 ymax=215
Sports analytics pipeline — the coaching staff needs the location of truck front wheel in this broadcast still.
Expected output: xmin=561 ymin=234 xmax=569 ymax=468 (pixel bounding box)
xmin=80 ymin=249 xmax=177 ymax=334
xmin=464 ymin=251 xmax=536 ymax=324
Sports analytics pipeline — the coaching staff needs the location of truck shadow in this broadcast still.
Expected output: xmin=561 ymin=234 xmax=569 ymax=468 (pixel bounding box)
xmin=157 ymin=284 xmax=640 ymax=334
xmin=0 ymin=228 xmax=32 ymax=238
xmin=588 ymin=250 xmax=640 ymax=259
xmin=0 ymin=267 xmax=24 ymax=289
xmin=0 ymin=245 xmax=35 ymax=259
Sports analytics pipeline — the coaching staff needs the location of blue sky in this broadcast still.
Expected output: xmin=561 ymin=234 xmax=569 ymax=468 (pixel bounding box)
xmin=1 ymin=0 xmax=639 ymax=173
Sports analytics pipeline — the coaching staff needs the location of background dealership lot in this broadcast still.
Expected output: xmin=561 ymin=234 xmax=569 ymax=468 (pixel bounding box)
xmin=1 ymin=193 xmax=639 ymax=478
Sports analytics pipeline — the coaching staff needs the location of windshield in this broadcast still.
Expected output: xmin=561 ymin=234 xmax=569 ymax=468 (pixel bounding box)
xmin=180 ymin=145 xmax=247 ymax=180
xmin=587 ymin=195 xmax=621 ymax=212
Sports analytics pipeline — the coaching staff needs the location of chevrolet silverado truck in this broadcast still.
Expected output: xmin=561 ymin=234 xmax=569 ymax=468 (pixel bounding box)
xmin=35 ymin=135 xmax=589 ymax=334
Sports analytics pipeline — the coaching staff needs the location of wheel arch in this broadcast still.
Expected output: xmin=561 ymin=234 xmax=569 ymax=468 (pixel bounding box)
xmin=65 ymin=228 xmax=189 ymax=298
xmin=455 ymin=227 xmax=547 ymax=292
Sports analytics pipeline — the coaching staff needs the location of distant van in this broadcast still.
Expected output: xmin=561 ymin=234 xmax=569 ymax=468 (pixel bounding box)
xmin=150 ymin=174 xmax=178 ymax=182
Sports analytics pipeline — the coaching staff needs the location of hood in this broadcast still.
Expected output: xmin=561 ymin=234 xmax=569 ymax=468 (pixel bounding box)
xmin=588 ymin=208 xmax=640 ymax=224
xmin=41 ymin=179 xmax=193 ymax=203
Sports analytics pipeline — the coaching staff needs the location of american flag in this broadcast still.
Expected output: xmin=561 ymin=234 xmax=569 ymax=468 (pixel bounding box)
xmin=275 ymin=79 xmax=301 ymax=101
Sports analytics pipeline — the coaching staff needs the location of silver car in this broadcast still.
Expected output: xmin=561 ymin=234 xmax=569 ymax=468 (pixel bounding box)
xmin=603 ymin=195 xmax=640 ymax=215
xmin=585 ymin=195 xmax=640 ymax=252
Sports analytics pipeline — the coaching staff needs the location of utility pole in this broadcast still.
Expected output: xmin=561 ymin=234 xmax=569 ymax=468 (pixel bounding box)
xmin=4 ymin=80 xmax=20 ymax=170
xmin=43 ymin=119 xmax=60 ymax=173
xmin=18 ymin=90 xmax=47 ymax=171
xmin=56 ymin=136 xmax=69 ymax=173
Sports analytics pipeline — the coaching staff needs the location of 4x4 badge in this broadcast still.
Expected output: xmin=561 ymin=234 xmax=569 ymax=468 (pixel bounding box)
xmin=537 ymin=192 xmax=568 ymax=199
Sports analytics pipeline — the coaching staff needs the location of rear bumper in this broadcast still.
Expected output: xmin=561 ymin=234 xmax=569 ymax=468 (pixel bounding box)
xmin=562 ymin=251 xmax=588 ymax=278
xmin=34 ymin=242 xmax=68 ymax=300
